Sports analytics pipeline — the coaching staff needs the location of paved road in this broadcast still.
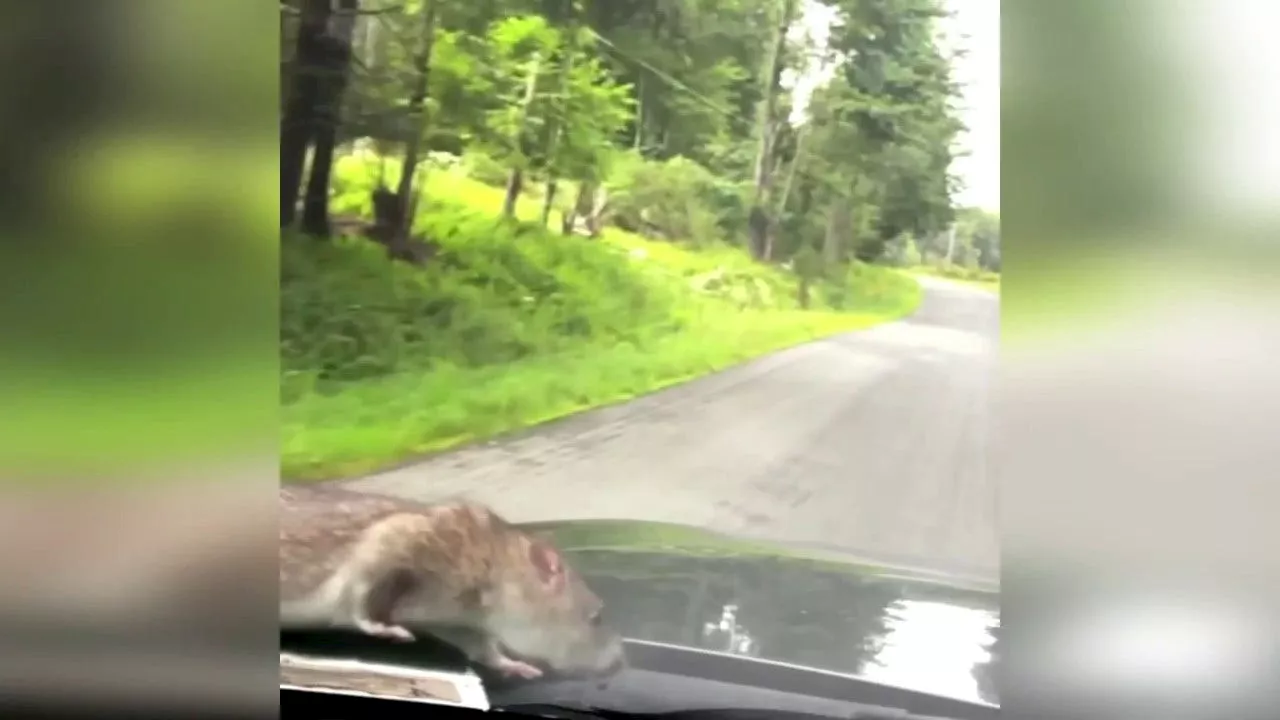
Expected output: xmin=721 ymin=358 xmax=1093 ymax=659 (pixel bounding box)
xmin=344 ymin=277 xmax=999 ymax=583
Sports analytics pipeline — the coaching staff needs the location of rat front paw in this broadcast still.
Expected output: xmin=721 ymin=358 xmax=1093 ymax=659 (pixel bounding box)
xmin=356 ymin=619 xmax=415 ymax=642
xmin=493 ymin=656 xmax=543 ymax=680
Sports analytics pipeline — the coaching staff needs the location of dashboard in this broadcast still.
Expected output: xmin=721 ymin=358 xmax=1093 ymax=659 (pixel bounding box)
xmin=280 ymin=636 xmax=999 ymax=720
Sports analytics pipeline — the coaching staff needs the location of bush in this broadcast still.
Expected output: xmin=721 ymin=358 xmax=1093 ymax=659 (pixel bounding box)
xmin=462 ymin=152 xmax=512 ymax=188
xmin=605 ymin=152 xmax=727 ymax=245
xmin=902 ymin=237 xmax=922 ymax=267
xmin=281 ymin=205 xmax=680 ymax=391
xmin=882 ymin=233 xmax=923 ymax=267
xmin=916 ymin=261 xmax=999 ymax=285
xmin=280 ymin=152 xmax=928 ymax=479
xmin=328 ymin=152 xmax=463 ymax=218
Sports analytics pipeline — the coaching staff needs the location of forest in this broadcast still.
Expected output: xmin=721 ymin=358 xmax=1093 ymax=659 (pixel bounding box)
xmin=279 ymin=0 xmax=999 ymax=480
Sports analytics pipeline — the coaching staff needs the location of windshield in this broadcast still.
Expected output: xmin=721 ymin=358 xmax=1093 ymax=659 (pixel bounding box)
xmin=280 ymin=0 xmax=998 ymax=712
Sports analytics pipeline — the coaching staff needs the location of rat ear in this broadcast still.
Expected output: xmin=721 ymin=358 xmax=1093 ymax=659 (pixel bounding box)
xmin=528 ymin=537 xmax=566 ymax=590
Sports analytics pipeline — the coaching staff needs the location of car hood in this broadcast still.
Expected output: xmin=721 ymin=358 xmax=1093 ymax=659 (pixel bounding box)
xmin=526 ymin=518 xmax=1001 ymax=707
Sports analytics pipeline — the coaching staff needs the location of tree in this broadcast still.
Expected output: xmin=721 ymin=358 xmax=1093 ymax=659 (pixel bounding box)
xmin=390 ymin=0 xmax=440 ymax=238
xmin=301 ymin=0 xmax=361 ymax=238
xmin=280 ymin=0 xmax=334 ymax=229
xmin=461 ymin=12 xmax=631 ymax=221
xmin=282 ymin=0 xmax=966 ymax=276
xmin=746 ymin=0 xmax=797 ymax=261
xmin=821 ymin=0 xmax=964 ymax=262
xmin=955 ymin=206 xmax=1000 ymax=271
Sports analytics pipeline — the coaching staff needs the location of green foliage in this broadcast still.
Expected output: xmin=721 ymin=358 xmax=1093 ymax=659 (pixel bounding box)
xmin=901 ymin=236 xmax=922 ymax=267
xmin=282 ymin=160 xmax=924 ymax=479
xmin=953 ymin=234 xmax=978 ymax=269
xmin=330 ymin=0 xmax=963 ymax=266
xmin=820 ymin=261 xmax=924 ymax=311
xmin=464 ymin=15 xmax=634 ymax=184
xmin=586 ymin=0 xmax=772 ymax=166
xmin=547 ymin=37 xmax=635 ymax=183
xmin=461 ymin=150 xmax=511 ymax=186
xmin=907 ymin=257 xmax=1000 ymax=295
xmin=955 ymin=206 xmax=1001 ymax=271
xmin=799 ymin=0 xmax=963 ymax=259
xmin=281 ymin=206 xmax=678 ymax=390
xmin=792 ymin=246 xmax=823 ymax=281
xmin=279 ymin=0 xmax=974 ymax=478
xmin=881 ymin=233 xmax=922 ymax=267
xmin=605 ymin=151 xmax=740 ymax=246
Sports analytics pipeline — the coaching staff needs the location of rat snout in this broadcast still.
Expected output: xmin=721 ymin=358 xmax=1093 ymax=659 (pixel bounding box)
xmin=601 ymin=650 xmax=626 ymax=677
xmin=594 ymin=634 xmax=627 ymax=677
xmin=551 ymin=630 xmax=626 ymax=680
xmin=594 ymin=658 xmax=626 ymax=691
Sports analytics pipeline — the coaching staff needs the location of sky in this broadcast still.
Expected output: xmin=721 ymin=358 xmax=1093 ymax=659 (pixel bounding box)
xmin=941 ymin=0 xmax=1000 ymax=212
xmin=789 ymin=0 xmax=1000 ymax=213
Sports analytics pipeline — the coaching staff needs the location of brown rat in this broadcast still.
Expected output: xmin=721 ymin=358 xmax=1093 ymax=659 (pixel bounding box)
xmin=279 ymin=486 xmax=625 ymax=680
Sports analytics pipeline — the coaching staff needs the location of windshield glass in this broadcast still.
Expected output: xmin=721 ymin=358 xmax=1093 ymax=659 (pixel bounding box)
xmin=280 ymin=0 xmax=999 ymax=711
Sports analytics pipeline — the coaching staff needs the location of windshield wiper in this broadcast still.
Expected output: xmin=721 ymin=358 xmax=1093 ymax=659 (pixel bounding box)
xmin=496 ymin=702 xmax=968 ymax=720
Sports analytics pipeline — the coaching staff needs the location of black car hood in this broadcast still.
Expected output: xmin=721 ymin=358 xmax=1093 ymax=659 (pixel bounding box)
xmin=527 ymin=518 xmax=1001 ymax=707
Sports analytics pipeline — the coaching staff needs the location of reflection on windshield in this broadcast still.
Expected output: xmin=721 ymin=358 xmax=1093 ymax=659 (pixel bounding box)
xmin=703 ymin=604 xmax=758 ymax=657
xmin=569 ymin=547 xmax=1001 ymax=705
xmin=861 ymin=599 xmax=997 ymax=705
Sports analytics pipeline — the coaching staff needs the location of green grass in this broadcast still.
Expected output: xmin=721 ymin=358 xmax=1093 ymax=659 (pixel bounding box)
xmin=907 ymin=264 xmax=1001 ymax=294
xmin=281 ymin=154 xmax=923 ymax=481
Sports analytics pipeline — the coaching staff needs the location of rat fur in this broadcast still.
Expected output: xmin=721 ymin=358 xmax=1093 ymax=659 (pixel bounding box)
xmin=280 ymin=486 xmax=625 ymax=680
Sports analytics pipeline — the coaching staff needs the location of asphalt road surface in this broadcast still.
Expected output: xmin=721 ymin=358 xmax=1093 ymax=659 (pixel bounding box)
xmin=344 ymin=276 xmax=999 ymax=583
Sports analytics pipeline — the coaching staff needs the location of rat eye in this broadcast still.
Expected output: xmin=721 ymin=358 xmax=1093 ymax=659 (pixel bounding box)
xmin=589 ymin=609 xmax=603 ymax=626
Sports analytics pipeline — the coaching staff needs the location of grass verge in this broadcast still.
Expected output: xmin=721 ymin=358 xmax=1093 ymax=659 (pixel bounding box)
xmin=907 ymin=265 xmax=1000 ymax=294
xmin=282 ymin=158 xmax=923 ymax=482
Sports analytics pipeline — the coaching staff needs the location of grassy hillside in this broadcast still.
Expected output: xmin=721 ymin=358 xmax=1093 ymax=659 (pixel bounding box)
xmin=282 ymin=155 xmax=923 ymax=481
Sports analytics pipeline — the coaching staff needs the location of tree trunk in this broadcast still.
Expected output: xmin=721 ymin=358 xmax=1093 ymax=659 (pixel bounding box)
xmin=822 ymin=208 xmax=838 ymax=265
xmin=540 ymin=180 xmax=558 ymax=227
xmin=823 ymin=203 xmax=850 ymax=265
xmin=300 ymin=0 xmax=359 ymax=238
xmin=633 ymin=75 xmax=644 ymax=150
xmin=588 ymin=183 xmax=607 ymax=237
xmin=746 ymin=0 xmax=797 ymax=260
xmin=356 ymin=5 xmax=384 ymax=68
xmin=775 ymin=125 xmax=807 ymax=218
xmin=280 ymin=0 xmax=332 ymax=229
xmin=539 ymin=4 xmax=577 ymax=230
xmin=763 ymin=217 xmax=779 ymax=262
xmin=300 ymin=126 xmax=337 ymax=237
xmin=561 ymin=183 xmax=580 ymax=235
xmin=392 ymin=0 xmax=439 ymax=238
xmin=501 ymin=169 xmax=523 ymax=217
xmin=561 ymin=181 xmax=585 ymax=235
xmin=763 ymin=125 xmax=808 ymax=262
xmin=501 ymin=52 xmax=544 ymax=219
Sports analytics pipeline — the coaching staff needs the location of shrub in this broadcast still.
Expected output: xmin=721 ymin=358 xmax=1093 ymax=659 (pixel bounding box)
xmin=901 ymin=237 xmax=922 ymax=267
xmin=605 ymin=152 xmax=727 ymax=245
xmin=462 ymin=152 xmax=512 ymax=188
xmin=280 ymin=206 xmax=679 ymax=391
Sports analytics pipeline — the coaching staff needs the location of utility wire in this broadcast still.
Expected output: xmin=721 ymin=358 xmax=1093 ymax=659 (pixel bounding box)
xmin=583 ymin=25 xmax=871 ymax=209
xmin=583 ymin=23 xmax=962 ymax=220
xmin=585 ymin=28 xmax=737 ymax=119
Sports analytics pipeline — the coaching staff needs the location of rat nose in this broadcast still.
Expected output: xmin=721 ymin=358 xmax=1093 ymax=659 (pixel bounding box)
xmin=594 ymin=656 xmax=625 ymax=689
xmin=601 ymin=651 xmax=626 ymax=676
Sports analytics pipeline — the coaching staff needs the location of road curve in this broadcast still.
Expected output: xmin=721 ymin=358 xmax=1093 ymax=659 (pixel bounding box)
xmin=344 ymin=277 xmax=999 ymax=583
